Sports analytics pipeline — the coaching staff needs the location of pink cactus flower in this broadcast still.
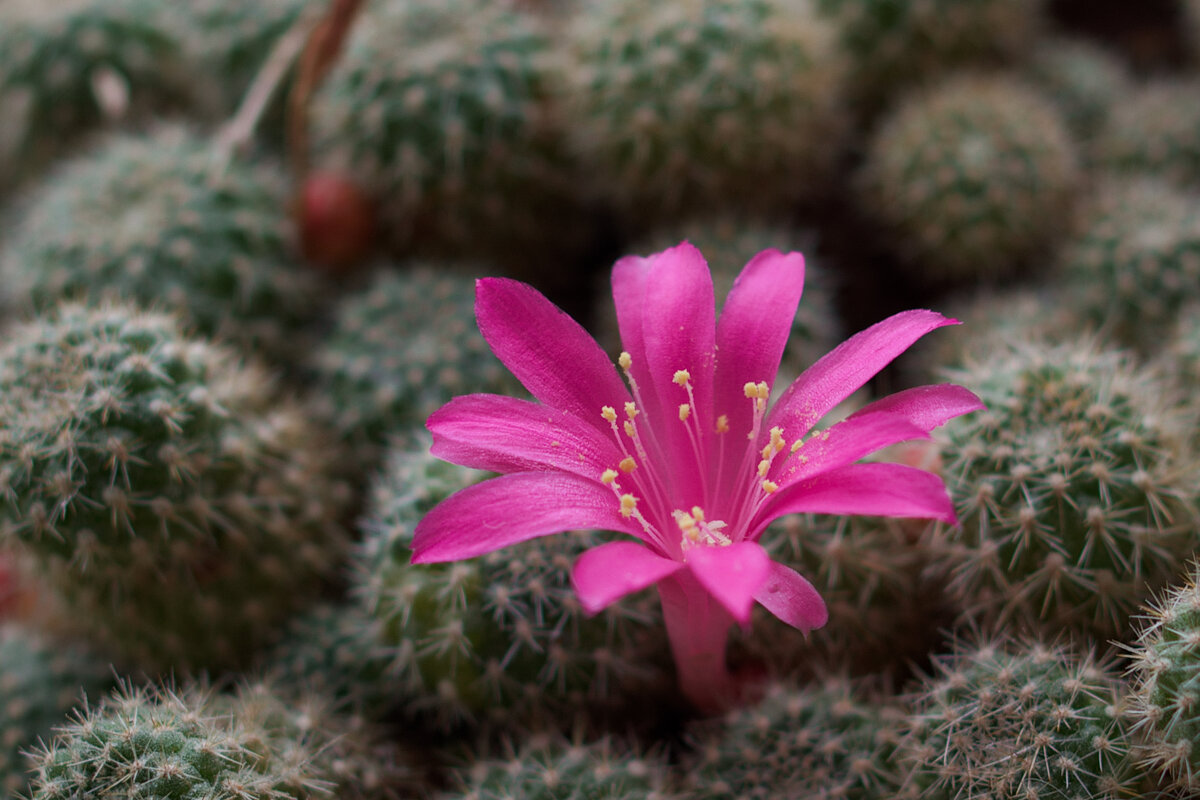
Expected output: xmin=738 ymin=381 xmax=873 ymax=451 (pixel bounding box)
xmin=411 ymin=242 xmax=982 ymax=712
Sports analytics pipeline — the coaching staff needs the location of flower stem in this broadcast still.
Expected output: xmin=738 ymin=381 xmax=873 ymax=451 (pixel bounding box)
xmin=657 ymin=571 xmax=739 ymax=715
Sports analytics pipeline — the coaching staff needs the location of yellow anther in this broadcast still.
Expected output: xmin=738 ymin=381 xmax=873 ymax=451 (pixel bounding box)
xmin=619 ymin=456 xmax=637 ymax=473
xmin=743 ymin=381 xmax=759 ymax=398
xmin=691 ymin=506 xmax=705 ymax=522
xmin=758 ymin=459 xmax=770 ymax=478
xmin=619 ymin=494 xmax=637 ymax=517
xmin=601 ymin=469 xmax=619 ymax=484
xmin=762 ymin=480 xmax=779 ymax=494
xmin=716 ymin=414 xmax=729 ymax=434
xmin=761 ymin=442 xmax=773 ymax=459
xmin=618 ymin=352 xmax=632 ymax=370
xmin=679 ymin=403 xmax=691 ymax=421
xmin=601 ymin=406 xmax=617 ymax=423
xmin=624 ymin=401 xmax=638 ymax=419
xmin=624 ymin=420 xmax=636 ymax=438
xmin=756 ymin=382 xmax=769 ymax=399
xmin=673 ymin=509 xmax=697 ymax=531
xmin=673 ymin=369 xmax=691 ymax=386
xmin=791 ymin=439 xmax=804 ymax=453
xmin=769 ymin=427 xmax=785 ymax=453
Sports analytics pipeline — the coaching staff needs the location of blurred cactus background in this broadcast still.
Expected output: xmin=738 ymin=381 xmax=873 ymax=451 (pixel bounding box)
xmin=2 ymin=0 xmax=1200 ymax=796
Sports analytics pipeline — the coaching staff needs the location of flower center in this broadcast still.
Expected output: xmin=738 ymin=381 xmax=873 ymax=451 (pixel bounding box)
xmin=597 ymin=351 xmax=803 ymax=557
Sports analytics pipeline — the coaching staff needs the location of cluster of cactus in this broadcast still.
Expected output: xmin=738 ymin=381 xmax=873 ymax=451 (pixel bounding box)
xmin=929 ymin=337 xmax=1199 ymax=640
xmin=24 ymin=680 xmax=414 ymax=800
xmin=1060 ymin=176 xmax=1200 ymax=352
xmin=815 ymin=0 xmax=1041 ymax=113
xmin=560 ymin=0 xmax=849 ymax=224
xmin=902 ymin=285 xmax=1085 ymax=383
xmin=441 ymin=732 xmax=677 ymax=800
xmin=312 ymin=0 xmax=586 ymax=268
xmin=169 ymin=0 xmax=312 ymax=116
xmin=258 ymin=600 xmax=398 ymax=718
xmin=0 ymin=623 xmax=115 ymax=797
xmin=897 ymin=635 xmax=1135 ymax=799
xmin=0 ymin=0 xmax=186 ymax=191
xmin=357 ymin=441 xmax=670 ymax=731
xmin=1126 ymin=561 xmax=1200 ymax=794
xmin=308 ymin=265 xmax=522 ymax=462
xmin=685 ymin=677 xmax=906 ymax=799
xmin=0 ymin=301 xmax=350 ymax=671
xmin=857 ymin=73 xmax=1080 ymax=282
xmin=1095 ymin=78 xmax=1200 ymax=188
xmin=738 ymin=513 xmax=950 ymax=682
xmin=1023 ymin=37 xmax=1133 ymax=142
xmin=0 ymin=127 xmax=322 ymax=364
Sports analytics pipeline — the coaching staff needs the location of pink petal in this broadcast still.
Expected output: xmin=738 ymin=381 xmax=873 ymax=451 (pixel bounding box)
xmin=754 ymin=561 xmax=828 ymax=634
xmin=475 ymin=278 xmax=631 ymax=434
xmin=750 ymin=462 xmax=956 ymax=539
xmin=612 ymin=243 xmax=716 ymax=499
xmin=410 ymin=473 xmax=640 ymax=563
xmin=428 ymin=394 xmax=622 ymax=480
xmin=766 ymin=310 xmax=959 ymax=441
xmin=712 ymin=248 xmax=806 ymax=459
xmin=571 ymin=541 xmax=683 ymax=614
xmin=772 ymin=411 xmax=931 ymax=487
xmin=686 ymin=541 xmax=771 ymax=626
xmin=849 ymin=383 xmax=985 ymax=431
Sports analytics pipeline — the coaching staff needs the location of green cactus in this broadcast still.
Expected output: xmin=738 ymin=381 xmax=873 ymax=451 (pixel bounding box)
xmin=357 ymin=440 xmax=670 ymax=731
xmin=606 ymin=217 xmax=842 ymax=382
xmin=308 ymin=265 xmax=522 ymax=463
xmin=440 ymin=732 xmax=677 ymax=800
xmin=311 ymin=0 xmax=588 ymax=271
xmin=1125 ymin=562 xmax=1200 ymax=793
xmin=259 ymin=600 xmax=399 ymax=718
xmin=561 ymin=0 xmax=849 ymax=226
xmin=24 ymin=680 xmax=417 ymax=800
xmin=0 ymin=301 xmax=350 ymax=672
xmin=857 ymin=73 xmax=1080 ymax=282
xmin=0 ymin=126 xmax=323 ymax=364
xmin=1060 ymin=177 xmax=1200 ymax=353
xmin=897 ymin=635 xmax=1136 ymax=800
xmin=928 ymin=338 xmax=1199 ymax=640
xmin=816 ymin=0 xmax=1041 ymax=113
xmin=1024 ymin=38 xmax=1133 ymax=143
xmin=901 ymin=285 xmax=1086 ymax=384
xmin=0 ymin=623 xmax=115 ymax=798
xmin=1095 ymin=78 xmax=1200 ymax=189
xmin=171 ymin=0 xmax=313 ymax=117
xmin=1168 ymin=304 xmax=1200 ymax=395
xmin=0 ymin=0 xmax=187 ymax=191
xmin=686 ymin=676 xmax=905 ymax=800
xmin=735 ymin=513 xmax=950 ymax=683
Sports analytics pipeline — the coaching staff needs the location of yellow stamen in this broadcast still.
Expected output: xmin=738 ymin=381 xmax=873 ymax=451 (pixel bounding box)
xmin=758 ymin=459 xmax=770 ymax=478
xmin=619 ymin=494 xmax=637 ymax=517
xmin=679 ymin=403 xmax=691 ymax=421
xmin=618 ymin=352 xmax=632 ymax=370
xmin=619 ymin=456 xmax=637 ymax=473
xmin=691 ymin=506 xmax=705 ymax=522
xmin=601 ymin=469 xmax=619 ymax=484
xmin=601 ymin=406 xmax=617 ymax=423
xmin=743 ymin=381 xmax=759 ymax=398
xmin=762 ymin=480 xmax=779 ymax=494
xmin=673 ymin=369 xmax=691 ymax=386
xmin=624 ymin=420 xmax=636 ymax=438
xmin=791 ymin=439 xmax=804 ymax=453
xmin=624 ymin=401 xmax=638 ymax=419
xmin=769 ymin=426 xmax=785 ymax=453
xmin=716 ymin=414 xmax=729 ymax=434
